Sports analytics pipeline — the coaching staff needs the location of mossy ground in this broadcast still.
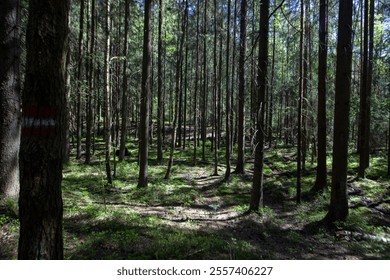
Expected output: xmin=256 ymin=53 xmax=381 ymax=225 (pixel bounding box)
xmin=1 ymin=140 xmax=389 ymax=259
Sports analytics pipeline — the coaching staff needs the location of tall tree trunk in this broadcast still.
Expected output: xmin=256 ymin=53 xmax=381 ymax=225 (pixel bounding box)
xmin=0 ymin=0 xmax=21 ymax=201
xmin=85 ymin=0 xmax=95 ymax=164
xmin=312 ymin=0 xmax=328 ymax=193
xmin=224 ymin=0 xmax=232 ymax=181
xmin=268 ymin=23 xmax=276 ymax=148
xmin=165 ymin=0 xmax=188 ymax=179
xmin=235 ymin=0 xmax=247 ymax=174
xmin=18 ymin=0 xmax=69 ymax=259
xmin=250 ymin=0 xmax=269 ymax=211
xmin=138 ymin=0 xmax=152 ymax=188
xmin=157 ymin=0 xmax=164 ymax=162
xmin=201 ymin=0 xmax=208 ymax=162
xmin=104 ymin=0 xmax=112 ymax=185
xmin=119 ymin=0 xmax=130 ymax=162
xmin=324 ymin=0 xmax=353 ymax=225
xmin=297 ymin=0 xmax=304 ymax=204
xmin=358 ymin=0 xmax=372 ymax=178
xmin=76 ymin=0 xmax=85 ymax=159
xmin=193 ymin=0 xmax=200 ymax=165
xmin=213 ymin=0 xmax=219 ymax=176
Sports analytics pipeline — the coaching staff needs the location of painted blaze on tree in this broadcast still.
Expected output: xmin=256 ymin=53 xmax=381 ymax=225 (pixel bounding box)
xmin=18 ymin=0 xmax=69 ymax=260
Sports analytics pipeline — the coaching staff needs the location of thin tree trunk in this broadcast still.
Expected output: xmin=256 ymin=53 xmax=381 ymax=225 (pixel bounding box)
xmin=18 ymin=0 xmax=69 ymax=259
xmin=250 ymin=0 xmax=269 ymax=211
xmin=165 ymin=0 xmax=188 ymax=179
xmin=138 ymin=0 xmax=152 ymax=188
xmin=119 ymin=0 xmax=130 ymax=162
xmin=324 ymin=0 xmax=353 ymax=225
xmin=268 ymin=23 xmax=276 ymax=148
xmin=297 ymin=0 xmax=304 ymax=204
xmin=213 ymin=0 xmax=219 ymax=176
xmin=235 ymin=0 xmax=247 ymax=174
xmin=193 ymin=0 xmax=200 ymax=165
xmin=85 ymin=0 xmax=95 ymax=164
xmin=358 ymin=0 xmax=369 ymax=178
xmin=157 ymin=0 xmax=164 ymax=162
xmin=312 ymin=0 xmax=328 ymax=193
xmin=224 ymin=0 xmax=232 ymax=181
xmin=104 ymin=0 xmax=112 ymax=185
xmin=76 ymin=0 xmax=85 ymax=159
xmin=0 ymin=0 xmax=21 ymax=201
xmin=201 ymin=0 xmax=207 ymax=162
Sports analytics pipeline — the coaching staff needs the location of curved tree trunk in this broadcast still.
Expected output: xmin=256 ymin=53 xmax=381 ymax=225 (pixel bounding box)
xmin=18 ymin=0 xmax=69 ymax=259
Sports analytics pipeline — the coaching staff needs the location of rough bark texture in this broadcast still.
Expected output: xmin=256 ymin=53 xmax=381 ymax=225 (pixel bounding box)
xmin=250 ymin=0 xmax=269 ymax=211
xmin=18 ymin=0 xmax=69 ymax=259
xmin=235 ymin=0 xmax=247 ymax=174
xmin=324 ymin=0 xmax=353 ymax=225
xmin=138 ymin=0 xmax=152 ymax=187
xmin=312 ymin=0 xmax=328 ymax=193
xmin=0 ymin=0 xmax=21 ymax=201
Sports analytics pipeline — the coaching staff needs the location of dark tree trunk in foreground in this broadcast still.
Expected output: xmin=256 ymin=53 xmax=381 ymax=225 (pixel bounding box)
xmin=18 ymin=0 xmax=69 ymax=259
xmin=250 ymin=0 xmax=269 ymax=211
xmin=324 ymin=0 xmax=353 ymax=225
xmin=138 ymin=0 xmax=152 ymax=187
xmin=0 ymin=0 xmax=21 ymax=201
xmin=235 ymin=0 xmax=247 ymax=174
xmin=312 ymin=0 xmax=328 ymax=193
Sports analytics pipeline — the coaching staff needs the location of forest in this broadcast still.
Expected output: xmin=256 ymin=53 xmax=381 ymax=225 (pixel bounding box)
xmin=0 ymin=0 xmax=389 ymax=260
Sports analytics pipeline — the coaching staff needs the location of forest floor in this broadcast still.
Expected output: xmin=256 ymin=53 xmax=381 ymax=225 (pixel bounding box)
xmin=1 ymin=142 xmax=390 ymax=260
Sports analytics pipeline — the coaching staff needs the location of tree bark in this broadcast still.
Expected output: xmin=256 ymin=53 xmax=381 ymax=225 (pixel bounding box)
xmin=250 ymin=0 xmax=269 ymax=211
xmin=165 ymin=0 xmax=188 ymax=179
xmin=297 ymin=0 xmax=304 ymax=204
xmin=104 ymin=0 xmax=112 ymax=184
xmin=18 ymin=0 xmax=69 ymax=259
xmin=312 ymin=0 xmax=328 ymax=193
xmin=85 ymin=0 xmax=95 ymax=164
xmin=138 ymin=0 xmax=152 ymax=188
xmin=0 ymin=0 xmax=21 ymax=201
xmin=157 ymin=0 xmax=164 ymax=162
xmin=119 ymin=0 xmax=130 ymax=162
xmin=235 ymin=0 xmax=248 ymax=174
xmin=358 ymin=0 xmax=370 ymax=178
xmin=224 ymin=0 xmax=232 ymax=181
xmin=324 ymin=0 xmax=353 ymax=225
xmin=76 ymin=0 xmax=85 ymax=160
